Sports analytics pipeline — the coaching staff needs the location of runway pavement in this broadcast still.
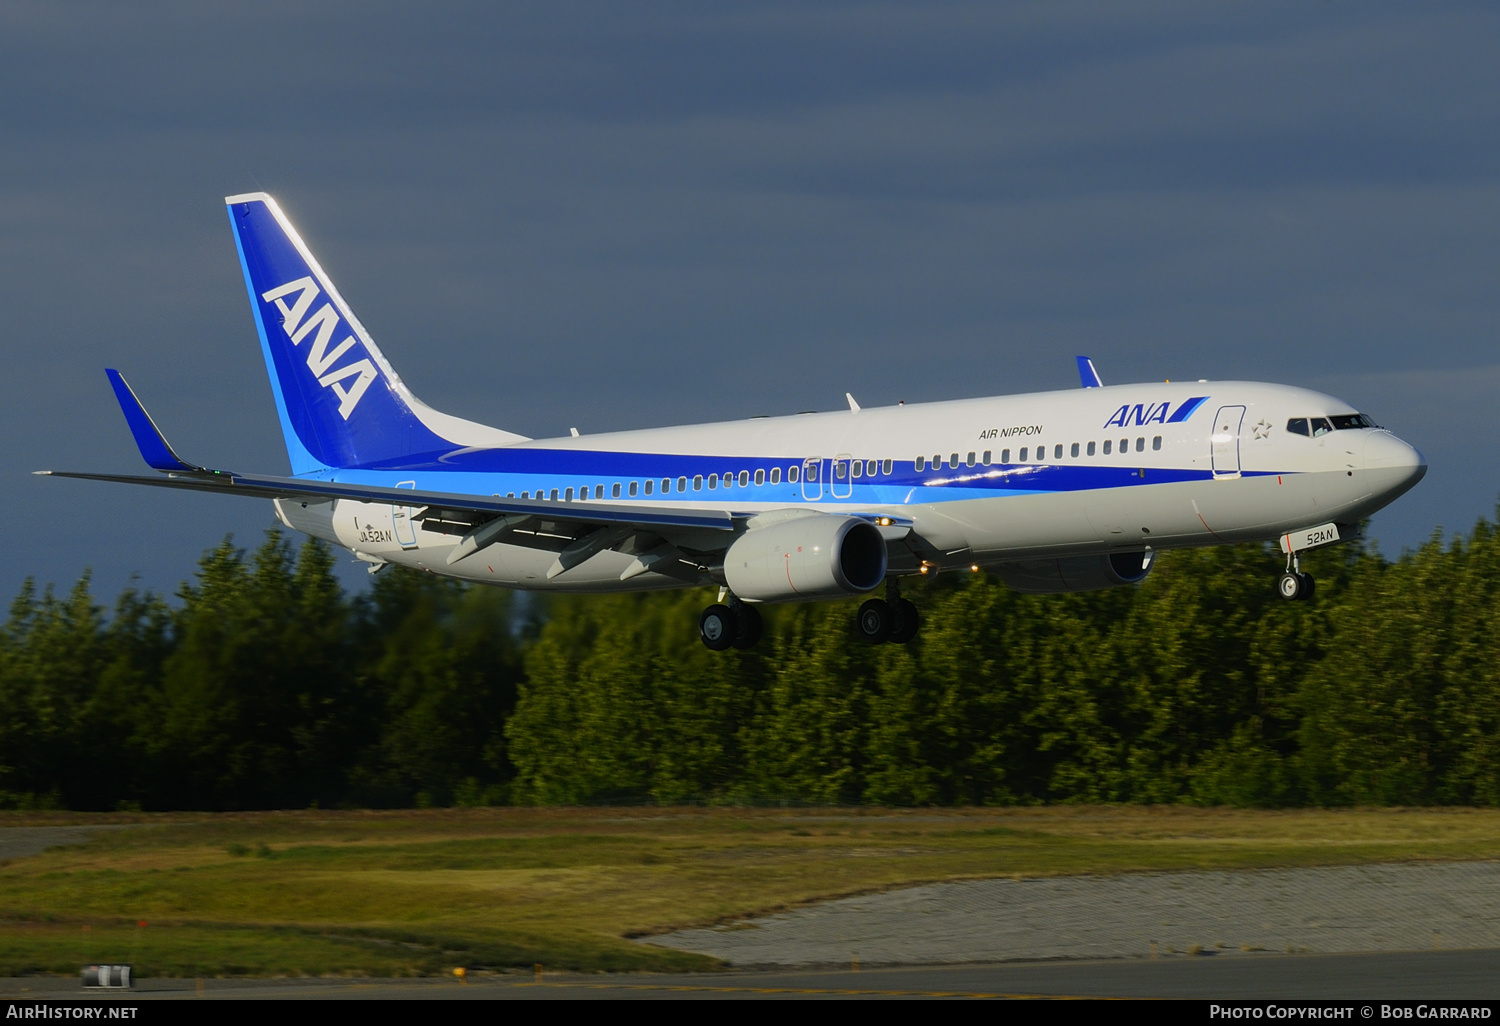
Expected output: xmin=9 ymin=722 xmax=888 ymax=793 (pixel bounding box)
xmin=2 ymin=950 xmax=1498 ymax=999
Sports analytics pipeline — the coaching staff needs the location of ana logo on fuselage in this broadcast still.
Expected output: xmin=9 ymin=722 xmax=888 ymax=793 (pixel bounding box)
xmin=261 ymin=276 xmax=378 ymax=420
xmin=1103 ymin=396 xmax=1208 ymax=429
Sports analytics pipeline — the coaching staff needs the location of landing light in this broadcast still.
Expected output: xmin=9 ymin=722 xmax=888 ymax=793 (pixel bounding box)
xmin=971 ymin=565 xmax=979 ymax=572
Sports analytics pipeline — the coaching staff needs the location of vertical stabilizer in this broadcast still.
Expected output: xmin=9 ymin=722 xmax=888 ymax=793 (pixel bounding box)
xmin=226 ymin=193 xmax=526 ymax=474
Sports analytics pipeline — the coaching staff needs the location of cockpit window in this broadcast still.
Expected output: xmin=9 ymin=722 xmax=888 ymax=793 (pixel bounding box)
xmin=1287 ymin=418 xmax=1309 ymax=436
xmin=1310 ymin=417 xmax=1333 ymax=437
xmin=1330 ymin=413 xmax=1375 ymax=430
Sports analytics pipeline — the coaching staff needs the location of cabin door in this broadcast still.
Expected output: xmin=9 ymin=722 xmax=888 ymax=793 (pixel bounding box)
xmin=801 ymin=458 xmax=823 ymax=501
xmin=392 ymin=480 xmax=420 ymax=548
xmin=1211 ymin=406 xmax=1246 ymax=480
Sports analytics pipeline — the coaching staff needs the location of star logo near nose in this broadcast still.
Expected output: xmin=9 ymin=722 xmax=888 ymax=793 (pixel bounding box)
xmin=1251 ymin=419 xmax=1273 ymax=440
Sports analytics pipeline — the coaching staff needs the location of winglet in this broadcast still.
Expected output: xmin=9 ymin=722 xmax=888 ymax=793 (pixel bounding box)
xmin=105 ymin=369 xmax=206 ymax=473
xmin=1076 ymin=356 xmax=1102 ymax=388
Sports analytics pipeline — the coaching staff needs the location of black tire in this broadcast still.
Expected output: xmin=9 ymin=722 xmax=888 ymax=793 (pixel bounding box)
xmin=1297 ymin=571 xmax=1316 ymax=601
xmin=1277 ymin=571 xmax=1303 ymax=601
xmin=732 ymin=604 xmax=763 ymax=649
xmin=699 ymin=604 xmax=736 ymax=651
xmin=856 ymin=598 xmax=894 ymax=644
xmin=889 ymin=598 xmax=920 ymax=644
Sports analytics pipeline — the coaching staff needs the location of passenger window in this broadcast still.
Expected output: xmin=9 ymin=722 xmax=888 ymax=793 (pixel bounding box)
xmin=693 ymin=475 xmax=703 ymax=491
xmin=629 ymin=481 xmax=638 ymax=497
xmin=595 ymin=485 xmax=605 ymax=499
xmin=521 ymin=491 xmax=530 ymax=499
xmin=881 ymin=459 xmax=893 ymax=474
xmin=678 ymin=476 xmax=688 ymax=492
xmin=720 ymin=472 xmax=730 ymax=487
xmin=982 ymin=450 xmax=991 ymax=466
xmin=866 ymin=459 xmax=877 ymax=476
xmin=755 ymin=469 xmax=765 ymax=486
xmin=1103 ymin=440 xmax=1112 ymax=455
xmin=834 ymin=462 xmax=847 ymax=481
xmin=1055 ymin=444 xmax=1063 ymax=459
xmin=612 ymin=483 xmax=622 ymax=498
xmin=1019 ymin=447 xmax=1028 ymax=461
xmin=740 ymin=470 xmax=750 ymax=486
xmin=662 ymin=478 xmax=671 ymax=493
xmin=1087 ymin=441 xmax=1096 ymax=456
xmin=1135 ymin=437 xmax=1144 ymax=452
xmin=550 ymin=489 xmax=559 ymax=500
xmin=949 ymin=453 xmax=959 ymax=468
xmin=507 ymin=492 xmax=515 ymax=498
xmin=565 ymin=487 xmax=574 ymax=501
xmin=915 ymin=456 xmax=926 ymax=471
xmin=1287 ymin=418 xmax=1309 ymax=436
xmin=708 ymin=475 xmax=718 ymax=489
xmin=1152 ymin=436 xmax=1161 ymax=451
xmin=851 ymin=461 xmax=862 ymax=479
xmin=966 ymin=451 xmax=976 ymax=467
xmin=645 ymin=479 xmax=654 ymax=495
xmin=789 ymin=465 xmax=800 ymax=483
xmin=1071 ymin=442 xmax=1079 ymax=458
xmin=1119 ymin=438 xmax=1128 ymax=453
xmin=771 ymin=467 xmax=781 ymax=484
xmin=1311 ymin=417 xmax=1333 ymax=437
xmin=1001 ymin=448 xmax=1010 ymax=463
xmin=1036 ymin=446 xmax=1046 ymax=462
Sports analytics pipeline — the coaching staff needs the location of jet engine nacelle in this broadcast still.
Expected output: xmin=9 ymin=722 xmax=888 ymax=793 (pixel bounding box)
xmin=995 ymin=550 xmax=1154 ymax=594
xmin=724 ymin=513 xmax=887 ymax=603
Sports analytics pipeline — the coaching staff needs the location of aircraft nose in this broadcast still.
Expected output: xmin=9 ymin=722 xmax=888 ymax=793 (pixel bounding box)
xmin=1364 ymin=430 xmax=1427 ymax=488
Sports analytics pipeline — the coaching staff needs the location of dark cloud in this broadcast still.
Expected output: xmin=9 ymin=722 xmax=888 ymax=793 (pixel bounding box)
xmin=2 ymin=1 xmax=1498 ymax=600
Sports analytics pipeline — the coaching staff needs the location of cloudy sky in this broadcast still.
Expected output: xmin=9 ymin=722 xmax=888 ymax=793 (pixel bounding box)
xmin=3 ymin=1 xmax=1498 ymax=602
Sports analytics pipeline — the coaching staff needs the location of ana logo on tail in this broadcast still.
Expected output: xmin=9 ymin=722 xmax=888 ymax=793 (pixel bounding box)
xmin=261 ymin=276 xmax=378 ymax=420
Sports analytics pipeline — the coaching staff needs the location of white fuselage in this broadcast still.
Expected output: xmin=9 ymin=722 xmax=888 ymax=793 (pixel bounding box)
xmin=272 ymin=380 xmax=1425 ymax=594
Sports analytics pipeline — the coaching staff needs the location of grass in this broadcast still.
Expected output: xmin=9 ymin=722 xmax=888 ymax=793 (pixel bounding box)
xmin=2 ymin=805 xmax=1500 ymax=977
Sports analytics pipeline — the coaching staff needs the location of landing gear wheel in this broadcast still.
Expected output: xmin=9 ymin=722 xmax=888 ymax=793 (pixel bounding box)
xmin=732 ymin=603 xmax=762 ymax=650
xmin=889 ymin=598 xmax=920 ymax=644
xmin=856 ymin=598 xmax=894 ymax=644
xmin=699 ymin=604 xmax=736 ymax=650
xmin=1277 ymin=571 xmax=1315 ymax=601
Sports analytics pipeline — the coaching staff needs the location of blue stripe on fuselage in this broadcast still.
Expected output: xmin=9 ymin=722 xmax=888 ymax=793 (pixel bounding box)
xmin=324 ymin=453 xmax=1281 ymax=507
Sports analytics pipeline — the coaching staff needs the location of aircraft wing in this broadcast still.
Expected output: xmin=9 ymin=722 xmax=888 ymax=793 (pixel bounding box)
xmin=35 ymin=467 xmax=735 ymax=532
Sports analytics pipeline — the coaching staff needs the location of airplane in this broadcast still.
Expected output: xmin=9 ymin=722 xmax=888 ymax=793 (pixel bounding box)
xmin=38 ymin=193 xmax=1427 ymax=650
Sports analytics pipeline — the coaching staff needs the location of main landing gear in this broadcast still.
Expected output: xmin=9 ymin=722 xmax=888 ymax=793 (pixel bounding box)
xmin=698 ymin=580 xmax=921 ymax=650
xmin=1278 ymin=553 xmax=1316 ymax=602
xmin=854 ymin=579 xmax=920 ymax=646
xmin=699 ymin=596 xmax=762 ymax=651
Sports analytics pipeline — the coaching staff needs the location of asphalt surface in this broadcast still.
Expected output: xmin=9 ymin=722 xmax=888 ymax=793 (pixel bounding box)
xmin=649 ymin=862 xmax=1500 ymax=966
xmin=2 ymin=950 xmax=1499 ymax=1000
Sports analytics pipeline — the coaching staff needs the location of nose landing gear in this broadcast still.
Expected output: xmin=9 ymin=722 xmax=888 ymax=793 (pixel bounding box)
xmin=1277 ymin=553 xmax=1315 ymax=602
